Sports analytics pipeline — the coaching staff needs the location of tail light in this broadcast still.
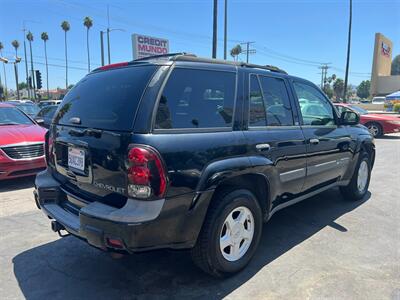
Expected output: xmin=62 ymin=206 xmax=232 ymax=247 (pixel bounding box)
xmin=127 ymin=146 xmax=167 ymax=199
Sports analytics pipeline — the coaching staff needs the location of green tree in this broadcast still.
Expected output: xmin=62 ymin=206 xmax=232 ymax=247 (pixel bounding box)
xmin=11 ymin=40 xmax=19 ymax=56
xmin=333 ymin=78 xmax=344 ymax=100
xmin=83 ymin=17 xmax=93 ymax=72
xmin=61 ymin=21 xmax=70 ymax=89
xmin=324 ymin=84 xmax=334 ymax=99
xmin=18 ymin=82 xmax=28 ymax=90
xmin=230 ymin=44 xmax=242 ymax=61
xmin=41 ymin=32 xmax=50 ymax=98
xmin=391 ymin=55 xmax=400 ymax=75
xmin=356 ymin=80 xmax=370 ymax=99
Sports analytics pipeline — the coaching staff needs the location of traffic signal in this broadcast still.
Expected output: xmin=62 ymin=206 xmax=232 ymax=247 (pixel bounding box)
xmin=35 ymin=70 xmax=42 ymax=90
xmin=28 ymin=76 xmax=32 ymax=89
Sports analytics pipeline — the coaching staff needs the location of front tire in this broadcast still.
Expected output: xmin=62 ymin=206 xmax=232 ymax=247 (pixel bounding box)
xmin=366 ymin=122 xmax=383 ymax=138
xmin=191 ymin=189 xmax=262 ymax=277
xmin=340 ymin=152 xmax=371 ymax=201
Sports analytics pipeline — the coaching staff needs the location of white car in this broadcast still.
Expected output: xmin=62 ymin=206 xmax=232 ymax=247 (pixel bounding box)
xmin=372 ymin=97 xmax=385 ymax=104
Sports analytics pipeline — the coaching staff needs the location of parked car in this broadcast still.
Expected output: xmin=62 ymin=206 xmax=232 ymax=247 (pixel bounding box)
xmin=0 ymin=103 xmax=46 ymax=180
xmin=35 ymin=105 xmax=58 ymax=128
xmin=34 ymin=54 xmax=375 ymax=277
xmin=371 ymin=96 xmax=385 ymax=104
xmin=38 ymin=100 xmax=62 ymax=109
xmin=6 ymin=102 xmax=40 ymax=118
xmin=7 ymin=99 xmax=34 ymax=104
xmin=334 ymin=103 xmax=400 ymax=137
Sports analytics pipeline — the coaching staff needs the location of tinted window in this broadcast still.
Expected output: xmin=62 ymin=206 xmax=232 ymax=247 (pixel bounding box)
xmin=294 ymin=82 xmax=335 ymax=126
xmin=55 ymin=65 xmax=157 ymax=130
xmin=249 ymin=75 xmax=266 ymax=126
xmin=155 ymin=68 xmax=235 ymax=129
xmin=259 ymin=76 xmax=294 ymax=126
xmin=0 ymin=107 xmax=33 ymax=125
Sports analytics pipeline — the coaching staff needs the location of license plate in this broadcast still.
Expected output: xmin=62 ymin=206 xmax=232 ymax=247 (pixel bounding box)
xmin=68 ymin=147 xmax=85 ymax=172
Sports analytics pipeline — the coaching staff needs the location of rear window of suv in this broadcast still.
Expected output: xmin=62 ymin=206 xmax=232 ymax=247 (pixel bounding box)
xmin=54 ymin=65 xmax=157 ymax=131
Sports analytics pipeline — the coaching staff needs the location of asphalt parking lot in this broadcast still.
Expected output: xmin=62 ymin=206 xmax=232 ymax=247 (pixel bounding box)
xmin=1 ymin=135 xmax=399 ymax=300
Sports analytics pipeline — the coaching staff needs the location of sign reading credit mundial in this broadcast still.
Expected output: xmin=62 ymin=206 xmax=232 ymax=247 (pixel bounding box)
xmin=132 ymin=34 xmax=169 ymax=59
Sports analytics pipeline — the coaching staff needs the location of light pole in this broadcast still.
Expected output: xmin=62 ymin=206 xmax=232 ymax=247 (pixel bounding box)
xmin=224 ymin=0 xmax=228 ymax=60
xmin=212 ymin=0 xmax=218 ymax=58
xmin=106 ymin=28 xmax=124 ymax=65
xmin=0 ymin=56 xmax=21 ymax=99
xmin=343 ymin=0 xmax=352 ymax=102
xmin=22 ymin=28 xmax=31 ymax=99
xmin=100 ymin=31 xmax=105 ymax=66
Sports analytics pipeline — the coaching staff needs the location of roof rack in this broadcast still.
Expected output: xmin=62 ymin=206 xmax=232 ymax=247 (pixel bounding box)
xmin=133 ymin=53 xmax=287 ymax=74
xmin=133 ymin=52 xmax=196 ymax=61
xmin=171 ymin=54 xmax=287 ymax=74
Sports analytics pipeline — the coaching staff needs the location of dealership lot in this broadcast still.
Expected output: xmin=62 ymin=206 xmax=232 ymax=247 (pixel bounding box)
xmin=0 ymin=135 xmax=399 ymax=300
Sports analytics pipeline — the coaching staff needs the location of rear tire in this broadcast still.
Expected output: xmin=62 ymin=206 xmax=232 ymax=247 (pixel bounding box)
xmin=366 ymin=122 xmax=383 ymax=138
xmin=340 ymin=152 xmax=371 ymax=201
xmin=191 ymin=189 xmax=262 ymax=277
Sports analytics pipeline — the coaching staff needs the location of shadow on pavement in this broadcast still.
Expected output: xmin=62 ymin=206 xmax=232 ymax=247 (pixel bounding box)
xmin=12 ymin=188 xmax=370 ymax=299
xmin=0 ymin=176 xmax=35 ymax=193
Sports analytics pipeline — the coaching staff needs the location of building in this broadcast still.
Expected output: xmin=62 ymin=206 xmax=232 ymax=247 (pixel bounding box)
xmin=370 ymin=33 xmax=400 ymax=97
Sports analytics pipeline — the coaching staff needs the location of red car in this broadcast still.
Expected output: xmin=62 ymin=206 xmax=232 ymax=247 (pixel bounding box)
xmin=0 ymin=103 xmax=46 ymax=180
xmin=334 ymin=103 xmax=400 ymax=137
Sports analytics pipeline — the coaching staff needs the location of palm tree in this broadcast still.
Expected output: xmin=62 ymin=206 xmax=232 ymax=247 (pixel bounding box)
xmin=11 ymin=40 xmax=20 ymax=98
xmin=61 ymin=21 xmax=70 ymax=89
xmin=11 ymin=40 xmax=19 ymax=57
xmin=83 ymin=17 xmax=93 ymax=72
xmin=41 ymin=32 xmax=49 ymax=98
xmin=26 ymin=31 xmax=36 ymax=94
xmin=230 ymin=44 xmax=242 ymax=61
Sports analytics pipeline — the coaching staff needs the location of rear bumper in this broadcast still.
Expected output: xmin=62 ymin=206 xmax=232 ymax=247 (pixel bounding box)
xmin=34 ymin=169 xmax=213 ymax=252
xmin=0 ymin=156 xmax=46 ymax=180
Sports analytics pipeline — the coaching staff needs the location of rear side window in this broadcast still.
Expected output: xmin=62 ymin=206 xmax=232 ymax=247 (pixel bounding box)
xmin=249 ymin=75 xmax=294 ymax=126
xmin=249 ymin=75 xmax=266 ymax=126
xmin=54 ymin=65 xmax=157 ymax=130
xmin=155 ymin=68 xmax=236 ymax=129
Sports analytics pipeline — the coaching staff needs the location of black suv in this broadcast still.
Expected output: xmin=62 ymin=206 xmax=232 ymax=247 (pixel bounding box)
xmin=34 ymin=53 xmax=375 ymax=277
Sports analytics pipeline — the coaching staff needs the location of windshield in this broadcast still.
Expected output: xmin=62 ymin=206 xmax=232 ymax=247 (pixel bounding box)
xmin=349 ymin=105 xmax=368 ymax=115
xmin=54 ymin=65 xmax=157 ymax=130
xmin=0 ymin=107 xmax=34 ymax=125
xmin=17 ymin=104 xmax=40 ymax=116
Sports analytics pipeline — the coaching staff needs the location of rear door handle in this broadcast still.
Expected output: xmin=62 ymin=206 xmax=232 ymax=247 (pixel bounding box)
xmin=256 ymin=143 xmax=271 ymax=152
xmin=309 ymin=138 xmax=320 ymax=145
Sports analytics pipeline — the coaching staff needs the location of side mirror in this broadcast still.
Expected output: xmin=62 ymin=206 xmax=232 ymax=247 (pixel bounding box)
xmin=35 ymin=118 xmax=45 ymax=126
xmin=340 ymin=111 xmax=359 ymax=125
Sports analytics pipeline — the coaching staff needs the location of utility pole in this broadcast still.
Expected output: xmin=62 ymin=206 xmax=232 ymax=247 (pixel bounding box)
xmin=100 ymin=31 xmax=105 ymax=66
xmin=241 ymin=42 xmax=256 ymax=63
xmin=22 ymin=25 xmax=31 ymax=99
xmin=107 ymin=5 xmax=111 ymax=64
xmin=27 ymin=35 xmax=36 ymax=100
xmin=318 ymin=64 xmax=331 ymax=92
xmin=343 ymin=0 xmax=352 ymax=102
xmin=223 ymin=0 xmax=227 ymax=60
xmin=105 ymin=6 xmax=124 ymax=64
xmin=212 ymin=0 xmax=218 ymax=58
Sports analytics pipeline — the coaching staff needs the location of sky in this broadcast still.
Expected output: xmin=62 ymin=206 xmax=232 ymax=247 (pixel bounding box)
xmin=0 ymin=0 xmax=399 ymax=91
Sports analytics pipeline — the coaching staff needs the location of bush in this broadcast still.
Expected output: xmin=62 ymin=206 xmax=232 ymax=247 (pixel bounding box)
xmin=393 ymin=103 xmax=400 ymax=113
